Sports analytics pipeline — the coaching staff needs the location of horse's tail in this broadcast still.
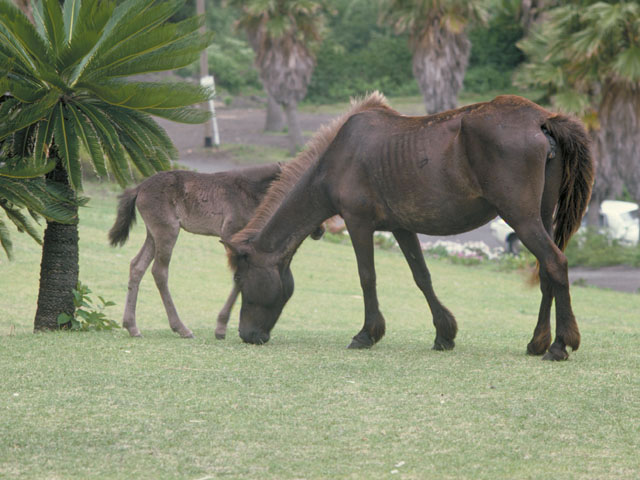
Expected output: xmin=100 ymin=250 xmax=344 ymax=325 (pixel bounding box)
xmin=108 ymin=187 xmax=139 ymax=247
xmin=543 ymin=114 xmax=595 ymax=251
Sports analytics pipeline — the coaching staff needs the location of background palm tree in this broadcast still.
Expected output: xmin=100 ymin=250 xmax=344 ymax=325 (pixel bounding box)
xmin=517 ymin=1 xmax=640 ymax=236
xmin=0 ymin=0 xmax=214 ymax=330
xmin=230 ymin=0 xmax=327 ymax=154
xmin=381 ymin=0 xmax=487 ymax=114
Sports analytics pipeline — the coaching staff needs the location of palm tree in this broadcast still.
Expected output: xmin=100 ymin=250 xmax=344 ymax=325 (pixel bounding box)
xmin=381 ymin=0 xmax=487 ymax=114
xmin=517 ymin=1 xmax=640 ymax=236
xmin=0 ymin=0 xmax=214 ymax=330
xmin=230 ymin=0 xmax=326 ymax=154
xmin=0 ymin=161 xmax=79 ymax=260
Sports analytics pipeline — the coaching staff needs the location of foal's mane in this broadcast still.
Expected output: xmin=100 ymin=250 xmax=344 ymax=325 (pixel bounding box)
xmin=230 ymin=91 xmax=394 ymax=246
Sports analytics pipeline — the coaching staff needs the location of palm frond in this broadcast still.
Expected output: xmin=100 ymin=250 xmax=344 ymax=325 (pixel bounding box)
xmin=33 ymin=112 xmax=55 ymax=164
xmin=39 ymin=0 xmax=66 ymax=55
xmin=52 ymin=103 xmax=81 ymax=190
xmin=143 ymin=106 xmax=211 ymax=124
xmin=0 ymin=1 xmax=49 ymax=73
xmin=65 ymin=102 xmax=107 ymax=178
xmin=0 ymin=90 xmax=59 ymax=141
xmin=69 ymin=0 xmax=155 ymax=85
xmin=82 ymin=80 xmax=212 ymax=110
xmin=62 ymin=0 xmax=81 ymax=45
xmin=0 ymin=216 xmax=16 ymax=260
xmin=0 ymin=156 xmax=56 ymax=178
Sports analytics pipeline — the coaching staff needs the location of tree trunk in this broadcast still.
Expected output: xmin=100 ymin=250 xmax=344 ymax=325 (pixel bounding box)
xmin=412 ymin=23 xmax=471 ymax=114
xmin=264 ymin=93 xmax=285 ymax=132
xmin=15 ymin=0 xmax=34 ymax=24
xmin=34 ymin=162 xmax=79 ymax=332
xmin=284 ymin=100 xmax=304 ymax=156
xmin=585 ymin=191 xmax=602 ymax=227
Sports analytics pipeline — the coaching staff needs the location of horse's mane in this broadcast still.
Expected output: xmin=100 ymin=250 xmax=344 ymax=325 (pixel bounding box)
xmin=230 ymin=91 xmax=394 ymax=245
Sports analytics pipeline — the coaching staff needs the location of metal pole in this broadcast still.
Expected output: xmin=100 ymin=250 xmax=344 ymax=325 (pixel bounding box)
xmin=197 ymin=0 xmax=219 ymax=147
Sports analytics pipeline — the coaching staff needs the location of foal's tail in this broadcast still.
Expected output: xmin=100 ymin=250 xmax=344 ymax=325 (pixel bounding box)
xmin=543 ymin=114 xmax=595 ymax=251
xmin=108 ymin=187 xmax=139 ymax=247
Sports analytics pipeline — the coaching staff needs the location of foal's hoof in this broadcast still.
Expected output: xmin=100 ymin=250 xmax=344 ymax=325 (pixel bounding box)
xmin=542 ymin=344 xmax=569 ymax=361
xmin=180 ymin=331 xmax=195 ymax=339
xmin=347 ymin=333 xmax=374 ymax=349
xmin=215 ymin=332 xmax=226 ymax=340
xmin=125 ymin=327 xmax=142 ymax=337
xmin=432 ymin=336 xmax=455 ymax=351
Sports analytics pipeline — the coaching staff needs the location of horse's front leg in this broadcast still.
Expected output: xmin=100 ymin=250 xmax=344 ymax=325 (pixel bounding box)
xmin=393 ymin=229 xmax=457 ymax=350
xmin=344 ymin=220 xmax=385 ymax=349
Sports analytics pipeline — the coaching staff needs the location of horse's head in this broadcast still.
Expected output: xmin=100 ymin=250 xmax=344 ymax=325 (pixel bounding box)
xmin=225 ymin=240 xmax=293 ymax=344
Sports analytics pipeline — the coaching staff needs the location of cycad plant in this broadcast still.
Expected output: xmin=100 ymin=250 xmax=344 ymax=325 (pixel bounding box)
xmin=517 ymin=1 xmax=640 ymax=234
xmin=0 ymin=0 xmax=214 ymax=330
xmin=381 ymin=0 xmax=487 ymax=114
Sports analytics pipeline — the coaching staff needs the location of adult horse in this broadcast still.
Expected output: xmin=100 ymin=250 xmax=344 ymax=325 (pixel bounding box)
xmin=226 ymin=92 xmax=594 ymax=361
xmin=109 ymin=163 xmax=323 ymax=339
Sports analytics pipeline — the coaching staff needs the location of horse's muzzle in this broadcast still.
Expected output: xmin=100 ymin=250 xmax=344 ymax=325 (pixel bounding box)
xmin=239 ymin=329 xmax=270 ymax=345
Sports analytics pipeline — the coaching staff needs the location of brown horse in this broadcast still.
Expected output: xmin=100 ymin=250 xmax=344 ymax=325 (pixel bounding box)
xmin=226 ymin=92 xmax=594 ymax=361
xmin=109 ymin=164 xmax=286 ymax=339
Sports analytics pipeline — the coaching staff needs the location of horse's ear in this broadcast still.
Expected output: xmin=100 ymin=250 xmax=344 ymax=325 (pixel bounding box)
xmin=310 ymin=225 xmax=325 ymax=240
xmin=220 ymin=240 xmax=248 ymax=270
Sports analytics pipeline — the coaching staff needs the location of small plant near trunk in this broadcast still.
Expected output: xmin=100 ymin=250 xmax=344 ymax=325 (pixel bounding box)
xmin=57 ymin=282 xmax=118 ymax=331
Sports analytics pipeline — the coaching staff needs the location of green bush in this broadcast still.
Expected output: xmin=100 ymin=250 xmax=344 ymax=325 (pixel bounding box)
xmin=564 ymin=230 xmax=640 ymax=267
xmin=463 ymin=7 xmax=525 ymax=93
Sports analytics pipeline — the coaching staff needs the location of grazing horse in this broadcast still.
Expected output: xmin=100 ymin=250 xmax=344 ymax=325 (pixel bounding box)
xmin=109 ymin=164 xmax=284 ymax=339
xmin=225 ymin=92 xmax=594 ymax=361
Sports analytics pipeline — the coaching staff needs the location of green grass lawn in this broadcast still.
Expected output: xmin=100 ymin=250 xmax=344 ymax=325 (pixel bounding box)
xmin=1 ymin=183 xmax=638 ymax=479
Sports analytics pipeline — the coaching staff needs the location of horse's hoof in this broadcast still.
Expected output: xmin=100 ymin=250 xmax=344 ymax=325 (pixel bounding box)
xmin=181 ymin=332 xmax=195 ymax=339
xmin=432 ymin=336 xmax=455 ymax=351
xmin=347 ymin=334 xmax=373 ymax=349
xmin=542 ymin=345 xmax=568 ymax=361
xmin=215 ymin=332 xmax=226 ymax=340
xmin=527 ymin=341 xmax=548 ymax=356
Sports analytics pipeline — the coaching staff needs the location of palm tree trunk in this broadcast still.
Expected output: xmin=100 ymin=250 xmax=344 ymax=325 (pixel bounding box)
xmin=585 ymin=191 xmax=601 ymax=227
xmin=34 ymin=161 xmax=79 ymax=331
xmin=264 ymin=93 xmax=285 ymax=132
xmin=412 ymin=24 xmax=471 ymax=114
xmin=284 ymin=100 xmax=304 ymax=156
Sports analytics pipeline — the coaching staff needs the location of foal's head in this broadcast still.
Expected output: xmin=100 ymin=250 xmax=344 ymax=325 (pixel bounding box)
xmin=226 ymin=241 xmax=294 ymax=344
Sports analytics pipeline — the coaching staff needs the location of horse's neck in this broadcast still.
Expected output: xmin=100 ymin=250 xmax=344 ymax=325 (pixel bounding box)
xmin=254 ymin=170 xmax=333 ymax=257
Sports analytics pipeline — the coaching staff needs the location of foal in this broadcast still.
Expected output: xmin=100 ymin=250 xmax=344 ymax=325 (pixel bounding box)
xmin=108 ymin=164 xmax=282 ymax=338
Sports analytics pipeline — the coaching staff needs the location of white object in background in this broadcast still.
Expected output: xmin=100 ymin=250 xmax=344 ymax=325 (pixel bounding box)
xmin=200 ymin=75 xmax=220 ymax=146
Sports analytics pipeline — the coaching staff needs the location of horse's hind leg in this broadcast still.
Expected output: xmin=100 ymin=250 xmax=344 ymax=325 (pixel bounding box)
xmin=527 ymin=215 xmax=555 ymax=356
xmin=509 ymin=220 xmax=579 ymax=361
xmin=344 ymin=219 xmax=386 ymax=349
xmin=151 ymin=225 xmax=194 ymax=339
xmin=214 ymin=284 xmax=239 ymax=340
xmin=123 ymin=232 xmax=155 ymax=337
xmin=393 ymin=229 xmax=457 ymax=350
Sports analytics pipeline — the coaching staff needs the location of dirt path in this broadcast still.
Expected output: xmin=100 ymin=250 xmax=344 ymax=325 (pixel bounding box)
xmin=156 ymin=102 xmax=335 ymax=173
xmin=158 ymin=103 xmax=639 ymax=295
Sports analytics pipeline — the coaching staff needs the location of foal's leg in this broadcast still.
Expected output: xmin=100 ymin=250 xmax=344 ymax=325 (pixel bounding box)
xmin=151 ymin=225 xmax=194 ymax=338
xmin=122 ymin=232 xmax=155 ymax=337
xmin=510 ymin=220 xmax=579 ymax=361
xmin=344 ymin=220 xmax=386 ymax=349
xmin=214 ymin=284 xmax=239 ymax=340
xmin=393 ymin=229 xmax=457 ymax=350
